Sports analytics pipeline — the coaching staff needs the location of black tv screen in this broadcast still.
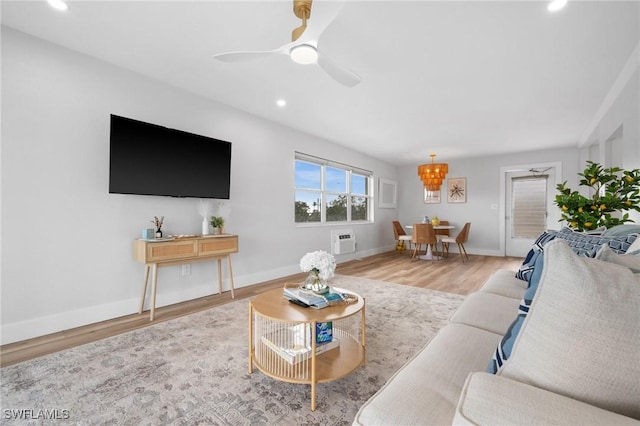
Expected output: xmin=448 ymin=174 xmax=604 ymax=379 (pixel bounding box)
xmin=109 ymin=115 xmax=231 ymax=199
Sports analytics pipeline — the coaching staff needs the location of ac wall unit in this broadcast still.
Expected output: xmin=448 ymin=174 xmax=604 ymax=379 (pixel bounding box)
xmin=332 ymin=229 xmax=355 ymax=254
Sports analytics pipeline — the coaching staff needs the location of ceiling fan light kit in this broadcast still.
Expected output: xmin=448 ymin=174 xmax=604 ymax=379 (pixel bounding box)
xmin=290 ymin=44 xmax=318 ymax=64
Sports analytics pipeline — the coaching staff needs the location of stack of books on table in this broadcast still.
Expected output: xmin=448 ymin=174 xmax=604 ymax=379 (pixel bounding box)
xmin=261 ymin=323 xmax=339 ymax=365
xmin=283 ymin=287 xmax=344 ymax=309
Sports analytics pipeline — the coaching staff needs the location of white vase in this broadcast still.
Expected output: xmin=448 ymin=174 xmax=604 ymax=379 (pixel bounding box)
xmin=202 ymin=218 xmax=210 ymax=235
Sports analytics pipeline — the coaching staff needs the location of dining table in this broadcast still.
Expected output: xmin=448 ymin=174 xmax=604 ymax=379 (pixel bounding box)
xmin=405 ymin=224 xmax=455 ymax=260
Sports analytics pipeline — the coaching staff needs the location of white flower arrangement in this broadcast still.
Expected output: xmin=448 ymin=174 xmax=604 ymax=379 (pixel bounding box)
xmin=300 ymin=250 xmax=336 ymax=281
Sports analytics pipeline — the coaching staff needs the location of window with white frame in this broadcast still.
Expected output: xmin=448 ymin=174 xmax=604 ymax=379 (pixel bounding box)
xmin=294 ymin=153 xmax=373 ymax=224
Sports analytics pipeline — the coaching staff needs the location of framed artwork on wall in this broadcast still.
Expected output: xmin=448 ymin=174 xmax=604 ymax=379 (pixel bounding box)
xmin=379 ymin=178 xmax=397 ymax=208
xmin=424 ymin=188 xmax=441 ymax=204
xmin=447 ymin=177 xmax=467 ymax=203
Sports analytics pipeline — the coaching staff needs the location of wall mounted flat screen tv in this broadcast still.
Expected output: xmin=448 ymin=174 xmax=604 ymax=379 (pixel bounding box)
xmin=109 ymin=115 xmax=231 ymax=199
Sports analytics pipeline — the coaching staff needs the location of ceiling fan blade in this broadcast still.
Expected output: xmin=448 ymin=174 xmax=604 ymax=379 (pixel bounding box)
xmin=296 ymin=0 xmax=346 ymax=43
xmin=213 ymin=45 xmax=289 ymax=63
xmin=317 ymin=53 xmax=361 ymax=87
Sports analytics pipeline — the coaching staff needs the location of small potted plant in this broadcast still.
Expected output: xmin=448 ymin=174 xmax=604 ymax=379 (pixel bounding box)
xmin=151 ymin=216 xmax=164 ymax=238
xmin=210 ymin=216 xmax=225 ymax=234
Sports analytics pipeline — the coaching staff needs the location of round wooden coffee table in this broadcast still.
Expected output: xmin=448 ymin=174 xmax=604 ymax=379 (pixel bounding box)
xmin=248 ymin=286 xmax=366 ymax=411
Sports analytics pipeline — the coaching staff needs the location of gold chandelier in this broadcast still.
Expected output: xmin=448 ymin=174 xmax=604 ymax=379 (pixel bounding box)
xmin=418 ymin=154 xmax=448 ymax=191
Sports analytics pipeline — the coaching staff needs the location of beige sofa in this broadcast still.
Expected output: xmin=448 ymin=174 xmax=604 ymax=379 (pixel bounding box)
xmin=353 ymin=238 xmax=640 ymax=425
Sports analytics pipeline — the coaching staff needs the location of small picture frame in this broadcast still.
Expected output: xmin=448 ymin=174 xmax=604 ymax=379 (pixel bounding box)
xmin=424 ymin=189 xmax=441 ymax=204
xmin=447 ymin=177 xmax=467 ymax=203
xmin=379 ymin=178 xmax=398 ymax=209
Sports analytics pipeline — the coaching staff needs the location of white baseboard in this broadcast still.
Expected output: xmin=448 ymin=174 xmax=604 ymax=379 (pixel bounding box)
xmin=1 ymin=244 xmax=508 ymax=345
xmin=1 ymin=246 xmax=389 ymax=345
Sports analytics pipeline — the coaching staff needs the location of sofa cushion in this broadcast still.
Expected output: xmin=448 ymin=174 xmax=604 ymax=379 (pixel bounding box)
xmin=595 ymin=244 xmax=640 ymax=273
xmin=353 ymin=323 xmax=502 ymax=426
xmin=498 ymin=239 xmax=640 ymax=419
xmin=454 ymin=373 xmax=640 ymax=426
xmin=554 ymin=226 xmax=637 ymax=256
xmin=449 ymin=292 xmax=522 ymax=335
xmin=478 ymin=269 xmax=527 ymax=299
xmin=515 ymin=230 xmax=556 ymax=281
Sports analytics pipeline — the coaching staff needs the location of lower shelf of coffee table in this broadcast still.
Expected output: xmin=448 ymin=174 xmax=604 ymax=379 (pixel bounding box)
xmin=252 ymin=324 xmax=365 ymax=384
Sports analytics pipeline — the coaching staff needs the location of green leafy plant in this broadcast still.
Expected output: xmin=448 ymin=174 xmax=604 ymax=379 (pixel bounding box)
xmin=554 ymin=161 xmax=640 ymax=231
xmin=210 ymin=216 xmax=225 ymax=228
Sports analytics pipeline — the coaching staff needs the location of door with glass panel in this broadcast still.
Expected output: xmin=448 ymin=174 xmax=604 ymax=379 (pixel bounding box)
xmin=505 ymin=170 xmax=554 ymax=257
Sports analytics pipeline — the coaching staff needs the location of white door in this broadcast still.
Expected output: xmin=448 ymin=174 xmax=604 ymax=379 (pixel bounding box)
xmin=505 ymin=168 xmax=555 ymax=257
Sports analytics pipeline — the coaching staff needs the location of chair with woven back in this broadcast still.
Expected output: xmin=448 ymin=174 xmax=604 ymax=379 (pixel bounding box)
xmin=434 ymin=220 xmax=450 ymax=242
xmin=392 ymin=220 xmax=412 ymax=252
xmin=440 ymin=222 xmax=471 ymax=262
xmin=411 ymin=223 xmax=440 ymax=260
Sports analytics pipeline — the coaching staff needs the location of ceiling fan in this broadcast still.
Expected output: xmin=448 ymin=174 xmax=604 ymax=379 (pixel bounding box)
xmin=213 ymin=0 xmax=361 ymax=87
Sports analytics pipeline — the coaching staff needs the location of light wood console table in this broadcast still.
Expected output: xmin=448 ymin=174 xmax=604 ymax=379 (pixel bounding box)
xmin=133 ymin=234 xmax=238 ymax=321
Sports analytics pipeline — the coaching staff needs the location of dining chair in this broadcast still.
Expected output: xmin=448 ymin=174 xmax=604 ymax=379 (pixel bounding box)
xmin=392 ymin=221 xmax=412 ymax=252
xmin=435 ymin=220 xmax=449 ymax=238
xmin=440 ymin=222 xmax=471 ymax=262
xmin=434 ymin=220 xmax=450 ymax=243
xmin=411 ymin=223 xmax=440 ymax=260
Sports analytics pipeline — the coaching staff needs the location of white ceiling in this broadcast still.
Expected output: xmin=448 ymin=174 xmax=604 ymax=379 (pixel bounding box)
xmin=2 ymin=0 xmax=639 ymax=165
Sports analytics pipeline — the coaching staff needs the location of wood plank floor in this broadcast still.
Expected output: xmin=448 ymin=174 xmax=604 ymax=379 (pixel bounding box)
xmin=0 ymin=250 xmax=523 ymax=367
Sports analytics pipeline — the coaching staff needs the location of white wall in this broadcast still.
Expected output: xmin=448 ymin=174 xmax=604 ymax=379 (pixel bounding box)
xmin=579 ymin=39 xmax=640 ymax=223
xmin=397 ymin=148 xmax=581 ymax=256
xmin=0 ymin=28 xmax=398 ymax=344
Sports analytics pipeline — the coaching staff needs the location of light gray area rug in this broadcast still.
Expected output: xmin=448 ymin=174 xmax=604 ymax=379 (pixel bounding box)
xmin=1 ymin=275 xmax=465 ymax=425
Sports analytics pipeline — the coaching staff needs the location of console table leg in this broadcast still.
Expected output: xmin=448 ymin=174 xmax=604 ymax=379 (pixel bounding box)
xmin=150 ymin=264 xmax=158 ymax=321
xmin=227 ymin=255 xmax=235 ymax=299
xmin=217 ymin=258 xmax=223 ymax=295
xmin=138 ymin=265 xmax=150 ymax=314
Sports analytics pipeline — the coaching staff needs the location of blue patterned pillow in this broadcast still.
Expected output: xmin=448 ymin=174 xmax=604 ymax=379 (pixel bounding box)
xmin=515 ymin=230 xmax=556 ymax=282
xmin=487 ymin=314 xmax=525 ymax=374
xmin=555 ymin=227 xmax=638 ymax=257
xmin=489 ymin=252 xmax=545 ymax=374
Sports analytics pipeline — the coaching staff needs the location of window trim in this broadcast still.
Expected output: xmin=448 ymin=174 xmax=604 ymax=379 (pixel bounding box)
xmin=295 ymin=152 xmax=373 ymax=225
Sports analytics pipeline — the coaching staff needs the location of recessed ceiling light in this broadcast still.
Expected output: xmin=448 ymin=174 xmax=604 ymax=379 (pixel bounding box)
xmin=47 ymin=0 xmax=69 ymax=11
xmin=548 ymin=0 xmax=567 ymax=12
xmin=276 ymin=99 xmax=287 ymax=107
